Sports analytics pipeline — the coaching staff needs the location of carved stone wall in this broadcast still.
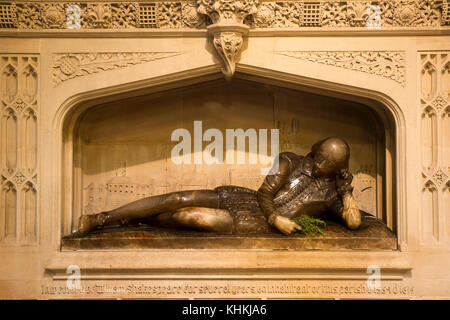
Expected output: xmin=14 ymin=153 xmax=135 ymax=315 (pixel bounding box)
xmin=0 ymin=55 xmax=39 ymax=245
xmin=420 ymin=51 xmax=450 ymax=245
xmin=0 ymin=1 xmax=447 ymax=30
xmin=1 ymin=0 xmax=450 ymax=298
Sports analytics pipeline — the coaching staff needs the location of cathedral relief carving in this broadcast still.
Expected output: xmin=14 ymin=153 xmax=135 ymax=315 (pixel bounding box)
xmin=52 ymin=51 xmax=183 ymax=86
xmin=274 ymin=51 xmax=406 ymax=86
xmin=83 ymin=164 xmax=153 ymax=216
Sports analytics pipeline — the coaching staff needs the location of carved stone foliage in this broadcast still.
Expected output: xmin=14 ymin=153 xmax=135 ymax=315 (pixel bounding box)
xmin=250 ymin=2 xmax=303 ymax=27
xmin=241 ymin=0 xmax=444 ymax=27
xmin=420 ymin=52 xmax=449 ymax=244
xmin=52 ymin=52 xmax=183 ymax=86
xmin=347 ymin=1 xmax=371 ymax=27
xmin=274 ymin=51 xmax=406 ymax=86
xmin=197 ymin=0 xmax=259 ymax=78
xmin=379 ymin=0 xmax=441 ymax=26
xmin=0 ymin=55 xmax=39 ymax=245
xmin=182 ymin=2 xmax=209 ymax=28
xmin=8 ymin=2 xmax=188 ymax=29
xmin=212 ymin=32 xmax=244 ymax=76
xmin=159 ymin=2 xmax=182 ymax=28
xmin=322 ymin=1 xmax=348 ymax=27
xmin=0 ymin=1 xmax=447 ymax=30
xmin=197 ymin=0 xmax=259 ymax=24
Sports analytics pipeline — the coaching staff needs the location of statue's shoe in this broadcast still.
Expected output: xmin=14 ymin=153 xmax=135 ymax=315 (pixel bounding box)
xmin=73 ymin=213 xmax=107 ymax=236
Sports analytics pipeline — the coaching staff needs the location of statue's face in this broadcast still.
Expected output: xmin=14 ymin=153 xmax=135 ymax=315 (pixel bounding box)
xmin=312 ymin=150 xmax=337 ymax=178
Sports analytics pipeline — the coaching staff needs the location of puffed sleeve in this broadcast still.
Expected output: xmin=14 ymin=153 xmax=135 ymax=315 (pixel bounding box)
xmin=257 ymin=153 xmax=293 ymax=222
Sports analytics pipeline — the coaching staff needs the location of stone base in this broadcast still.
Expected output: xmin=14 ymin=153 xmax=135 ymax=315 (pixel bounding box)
xmin=62 ymin=213 xmax=397 ymax=251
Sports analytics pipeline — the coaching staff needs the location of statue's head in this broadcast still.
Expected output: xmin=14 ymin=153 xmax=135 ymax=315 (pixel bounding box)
xmin=311 ymin=137 xmax=350 ymax=178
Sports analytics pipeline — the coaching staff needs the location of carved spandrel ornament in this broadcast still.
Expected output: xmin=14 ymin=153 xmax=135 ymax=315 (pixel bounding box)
xmin=274 ymin=50 xmax=406 ymax=86
xmin=52 ymin=51 xmax=183 ymax=86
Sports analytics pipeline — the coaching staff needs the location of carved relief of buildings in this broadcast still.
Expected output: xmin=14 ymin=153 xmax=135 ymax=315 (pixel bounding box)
xmin=83 ymin=164 xmax=151 ymax=214
xmin=352 ymin=164 xmax=377 ymax=215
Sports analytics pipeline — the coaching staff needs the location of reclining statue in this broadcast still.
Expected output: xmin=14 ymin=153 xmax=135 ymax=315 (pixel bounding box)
xmin=75 ymin=137 xmax=361 ymax=236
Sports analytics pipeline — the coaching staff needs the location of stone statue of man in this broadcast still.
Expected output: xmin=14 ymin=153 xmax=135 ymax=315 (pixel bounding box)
xmin=75 ymin=137 xmax=361 ymax=236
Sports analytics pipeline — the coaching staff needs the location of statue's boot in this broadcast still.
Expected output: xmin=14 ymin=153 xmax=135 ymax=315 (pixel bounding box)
xmin=73 ymin=212 xmax=109 ymax=236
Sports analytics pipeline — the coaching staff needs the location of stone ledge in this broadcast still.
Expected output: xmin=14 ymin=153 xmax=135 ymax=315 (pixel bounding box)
xmin=48 ymin=215 xmax=411 ymax=280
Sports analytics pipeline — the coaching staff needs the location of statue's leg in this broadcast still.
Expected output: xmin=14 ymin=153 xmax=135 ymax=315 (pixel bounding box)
xmin=146 ymin=211 xmax=180 ymax=229
xmin=76 ymin=190 xmax=219 ymax=235
xmin=172 ymin=207 xmax=233 ymax=233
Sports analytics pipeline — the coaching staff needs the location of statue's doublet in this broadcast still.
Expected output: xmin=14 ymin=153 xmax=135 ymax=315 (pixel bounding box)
xmin=215 ymin=152 xmax=344 ymax=234
xmin=272 ymin=152 xmax=341 ymax=218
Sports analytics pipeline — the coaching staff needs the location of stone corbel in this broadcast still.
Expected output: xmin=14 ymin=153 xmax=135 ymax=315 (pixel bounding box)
xmin=197 ymin=0 xmax=259 ymax=78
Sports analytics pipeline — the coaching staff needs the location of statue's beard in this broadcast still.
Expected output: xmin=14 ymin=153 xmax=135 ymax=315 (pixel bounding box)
xmin=312 ymin=166 xmax=334 ymax=178
xmin=312 ymin=166 xmax=323 ymax=177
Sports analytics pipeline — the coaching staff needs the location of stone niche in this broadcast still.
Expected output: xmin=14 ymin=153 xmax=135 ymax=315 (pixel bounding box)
xmin=62 ymin=75 xmax=397 ymax=250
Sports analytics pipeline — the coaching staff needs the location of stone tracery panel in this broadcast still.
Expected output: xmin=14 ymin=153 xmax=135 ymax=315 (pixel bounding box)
xmin=0 ymin=55 xmax=39 ymax=245
xmin=420 ymin=52 xmax=450 ymax=244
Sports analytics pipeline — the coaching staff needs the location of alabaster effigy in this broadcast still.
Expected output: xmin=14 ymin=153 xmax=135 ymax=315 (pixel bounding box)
xmin=66 ymin=135 xmax=396 ymax=249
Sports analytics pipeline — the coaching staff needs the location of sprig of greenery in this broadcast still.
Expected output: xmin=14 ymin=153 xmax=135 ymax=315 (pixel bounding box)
xmin=292 ymin=215 xmax=327 ymax=236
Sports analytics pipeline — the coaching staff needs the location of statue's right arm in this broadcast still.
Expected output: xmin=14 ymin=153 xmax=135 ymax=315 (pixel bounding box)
xmin=257 ymin=153 xmax=292 ymax=224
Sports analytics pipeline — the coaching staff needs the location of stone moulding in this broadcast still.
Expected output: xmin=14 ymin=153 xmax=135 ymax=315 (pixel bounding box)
xmin=44 ymin=251 xmax=412 ymax=281
xmin=0 ymin=1 xmax=448 ymax=31
xmin=274 ymin=50 xmax=406 ymax=86
xmin=52 ymin=51 xmax=183 ymax=86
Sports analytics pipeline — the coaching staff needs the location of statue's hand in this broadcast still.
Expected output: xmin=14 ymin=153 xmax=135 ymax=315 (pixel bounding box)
xmin=272 ymin=215 xmax=302 ymax=235
xmin=342 ymin=193 xmax=361 ymax=229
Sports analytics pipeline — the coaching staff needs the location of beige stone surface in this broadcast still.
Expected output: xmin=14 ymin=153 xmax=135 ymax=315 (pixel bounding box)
xmin=0 ymin=0 xmax=449 ymax=299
